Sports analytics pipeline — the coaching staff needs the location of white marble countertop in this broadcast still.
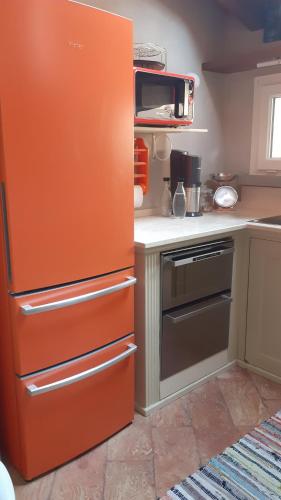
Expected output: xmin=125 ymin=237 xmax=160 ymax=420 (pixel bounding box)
xmin=134 ymin=207 xmax=281 ymax=248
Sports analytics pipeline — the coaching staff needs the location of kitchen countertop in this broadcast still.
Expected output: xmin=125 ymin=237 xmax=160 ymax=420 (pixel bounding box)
xmin=134 ymin=207 xmax=281 ymax=248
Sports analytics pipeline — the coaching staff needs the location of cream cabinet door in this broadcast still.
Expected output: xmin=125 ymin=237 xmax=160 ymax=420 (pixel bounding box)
xmin=246 ymin=238 xmax=281 ymax=376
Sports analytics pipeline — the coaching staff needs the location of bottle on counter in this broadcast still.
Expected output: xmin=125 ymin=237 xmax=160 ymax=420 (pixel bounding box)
xmin=160 ymin=177 xmax=172 ymax=217
xmin=172 ymin=180 xmax=186 ymax=218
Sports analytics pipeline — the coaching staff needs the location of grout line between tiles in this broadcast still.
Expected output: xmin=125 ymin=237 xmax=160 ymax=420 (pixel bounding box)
xmin=46 ymin=471 xmax=57 ymax=500
xmin=100 ymin=441 xmax=108 ymax=500
xmin=215 ymin=368 xmax=268 ymax=431
xmin=106 ymin=457 xmax=154 ymax=463
xmin=182 ymin=393 xmax=205 ymax=467
xmin=215 ymin=373 xmax=239 ymax=431
xmin=149 ymin=418 xmax=157 ymax=500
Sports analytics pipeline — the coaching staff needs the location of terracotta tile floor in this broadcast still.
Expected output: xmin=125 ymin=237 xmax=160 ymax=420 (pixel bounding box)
xmin=8 ymin=365 xmax=281 ymax=500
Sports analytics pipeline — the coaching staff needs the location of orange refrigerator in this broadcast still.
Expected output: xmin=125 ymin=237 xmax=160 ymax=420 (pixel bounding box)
xmin=0 ymin=0 xmax=135 ymax=479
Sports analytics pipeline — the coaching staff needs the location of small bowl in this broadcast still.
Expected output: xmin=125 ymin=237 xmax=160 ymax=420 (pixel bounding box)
xmin=212 ymin=172 xmax=235 ymax=182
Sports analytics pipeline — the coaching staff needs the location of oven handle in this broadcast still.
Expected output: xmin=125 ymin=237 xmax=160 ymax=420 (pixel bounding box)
xmin=165 ymin=247 xmax=233 ymax=267
xmin=26 ymin=343 xmax=137 ymax=396
xmin=20 ymin=276 xmax=137 ymax=315
xmin=165 ymin=295 xmax=232 ymax=324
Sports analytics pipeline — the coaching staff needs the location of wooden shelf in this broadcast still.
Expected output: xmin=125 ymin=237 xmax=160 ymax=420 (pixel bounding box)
xmin=134 ymin=126 xmax=208 ymax=134
xmin=202 ymin=43 xmax=281 ymax=74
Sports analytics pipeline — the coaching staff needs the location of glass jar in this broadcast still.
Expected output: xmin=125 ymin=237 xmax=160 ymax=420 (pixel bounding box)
xmin=160 ymin=177 xmax=172 ymax=217
xmin=200 ymin=188 xmax=214 ymax=212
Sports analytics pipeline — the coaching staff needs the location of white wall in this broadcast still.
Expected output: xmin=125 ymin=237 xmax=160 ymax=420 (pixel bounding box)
xmin=221 ymin=17 xmax=281 ymax=176
xmin=77 ymin=0 xmax=227 ymax=209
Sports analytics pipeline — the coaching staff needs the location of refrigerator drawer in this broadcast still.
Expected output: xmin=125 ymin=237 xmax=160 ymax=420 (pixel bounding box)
xmin=10 ymin=268 xmax=135 ymax=375
xmin=161 ymin=295 xmax=231 ymax=380
xmin=16 ymin=335 xmax=136 ymax=479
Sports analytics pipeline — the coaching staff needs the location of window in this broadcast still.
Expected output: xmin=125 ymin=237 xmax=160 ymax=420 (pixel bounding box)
xmin=271 ymin=96 xmax=281 ymax=158
xmin=250 ymin=74 xmax=281 ymax=174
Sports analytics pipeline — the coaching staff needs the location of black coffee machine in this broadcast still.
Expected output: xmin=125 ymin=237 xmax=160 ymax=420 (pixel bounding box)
xmin=170 ymin=150 xmax=202 ymax=217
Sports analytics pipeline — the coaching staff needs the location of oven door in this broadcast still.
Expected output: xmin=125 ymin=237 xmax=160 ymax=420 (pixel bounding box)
xmin=162 ymin=239 xmax=234 ymax=310
xmin=161 ymin=294 xmax=231 ymax=380
xmin=134 ymin=70 xmax=193 ymax=126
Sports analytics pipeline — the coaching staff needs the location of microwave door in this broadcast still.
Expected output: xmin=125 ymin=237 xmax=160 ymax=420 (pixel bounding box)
xmin=136 ymin=73 xmax=174 ymax=116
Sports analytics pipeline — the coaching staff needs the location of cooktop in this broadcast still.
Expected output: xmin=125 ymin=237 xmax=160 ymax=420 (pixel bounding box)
xmin=250 ymin=215 xmax=281 ymax=225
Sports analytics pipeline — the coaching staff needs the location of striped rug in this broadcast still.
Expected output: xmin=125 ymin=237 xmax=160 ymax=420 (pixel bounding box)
xmin=165 ymin=410 xmax=281 ymax=499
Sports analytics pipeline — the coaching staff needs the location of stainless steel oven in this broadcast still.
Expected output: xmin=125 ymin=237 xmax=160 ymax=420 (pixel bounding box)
xmin=161 ymin=239 xmax=234 ymax=380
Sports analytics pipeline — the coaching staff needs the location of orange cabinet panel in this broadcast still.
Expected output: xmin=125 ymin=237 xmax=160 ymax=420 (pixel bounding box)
xmin=0 ymin=0 xmax=133 ymax=293
xmin=9 ymin=268 xmax=135 ymax=375
xmin=16 ymin=335 xmax=135 ymax=479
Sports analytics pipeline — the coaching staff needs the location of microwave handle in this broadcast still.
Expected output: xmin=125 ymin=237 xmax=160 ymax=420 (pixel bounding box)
xmin=184 ymin=80 xmax=190 ymax=118
xmin=175 ymin=80 xmax=190 ymax=119
xmin=174 ymin=81 xmax=184 ymax=118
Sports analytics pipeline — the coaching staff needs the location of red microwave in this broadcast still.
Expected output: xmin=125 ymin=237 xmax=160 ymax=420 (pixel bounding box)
xmin=134 ymin=67 xmax=195 ymax=127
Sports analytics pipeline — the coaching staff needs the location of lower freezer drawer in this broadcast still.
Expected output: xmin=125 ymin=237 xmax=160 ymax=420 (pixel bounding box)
xmin=161 ymin=295 xmax=231 ymax=380
xmin=15 ymin=335 xmax=136 ymax=480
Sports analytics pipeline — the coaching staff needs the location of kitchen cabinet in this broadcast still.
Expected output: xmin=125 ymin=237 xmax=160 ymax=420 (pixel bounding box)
xmin=134 ymin=228 xmax=248 ymax=415
xmin=246 ymin=238 xmax=281 ymax=377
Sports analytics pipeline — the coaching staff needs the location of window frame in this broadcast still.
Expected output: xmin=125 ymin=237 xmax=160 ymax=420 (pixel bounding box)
xmin=250 ymin=73 xmax=281 ymax=174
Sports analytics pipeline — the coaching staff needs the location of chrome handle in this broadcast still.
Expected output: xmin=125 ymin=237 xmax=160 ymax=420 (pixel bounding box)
xmin=21 ymin=276 xmax=137 ymax=315
xmin=167 ymin=247 xmax=233 ymax=267
xmin=26 ymin=343 xmax=137 ymax=396
xmin=165 ymin=295 xmax=232 ymax=324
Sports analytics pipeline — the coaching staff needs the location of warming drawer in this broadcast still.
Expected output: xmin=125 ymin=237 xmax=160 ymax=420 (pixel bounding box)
xmin=161 ymin=294 xmax=231 ymax=380
xmin=9 ymin=268 xmax=135 ymax=375
xmin=16 ymin=335 xmax=136 ymax=479
xmin=162 ymin=239 xmax=234 ymax=310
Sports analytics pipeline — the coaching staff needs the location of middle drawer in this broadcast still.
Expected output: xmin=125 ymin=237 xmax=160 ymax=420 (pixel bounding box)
xmin=9 ymin=268 xmax=135 ymax=375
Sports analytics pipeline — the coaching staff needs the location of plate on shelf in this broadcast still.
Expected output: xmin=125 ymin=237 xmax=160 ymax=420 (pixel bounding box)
xmin=213 ymin=186 xmax=238 ymax=208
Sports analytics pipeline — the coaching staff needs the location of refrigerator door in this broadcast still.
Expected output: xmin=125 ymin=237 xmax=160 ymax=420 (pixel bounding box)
xmin=16 ymin=335 xmax=135 ymax=479
xmin=9 ymin=268 xmax=135 ymax=375
xmin=0 ymin=1 xmax=133 ymax=293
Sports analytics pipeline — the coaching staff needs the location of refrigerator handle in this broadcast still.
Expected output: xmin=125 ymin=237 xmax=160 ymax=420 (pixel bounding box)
xmin=26 ymin=343 xmax=137 ymax=396
xmin=20 ymin=276 xmax=137 ymax=315
xmin=0 ymin=183 xmax=12 ymax=283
